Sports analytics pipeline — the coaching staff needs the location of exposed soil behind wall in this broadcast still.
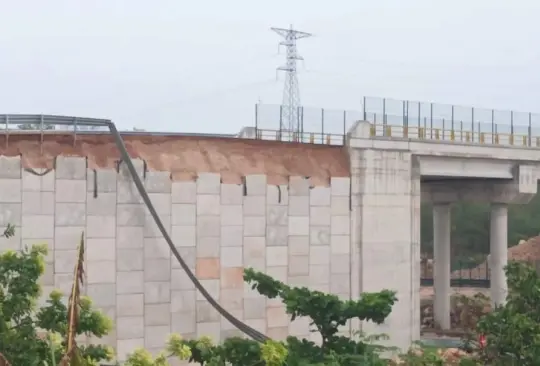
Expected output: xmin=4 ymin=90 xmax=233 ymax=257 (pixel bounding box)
xmin=0 ymin=133 xmax=350 ymax=185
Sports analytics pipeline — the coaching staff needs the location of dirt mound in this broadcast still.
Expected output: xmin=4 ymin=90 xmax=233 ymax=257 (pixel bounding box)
xmin=422 ymin=237 xmax=540 ymax=280
xmin=507 ymin=237 xmax=540 ymax=261
xmin=450 ymin=237 xmax=540 ymax=279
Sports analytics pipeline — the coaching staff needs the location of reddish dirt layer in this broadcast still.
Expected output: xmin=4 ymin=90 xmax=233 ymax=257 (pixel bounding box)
xmin=420 ymin=237 xmax=540 ymax=281
xmin=0 ymin=133 xmax=350 ymax=185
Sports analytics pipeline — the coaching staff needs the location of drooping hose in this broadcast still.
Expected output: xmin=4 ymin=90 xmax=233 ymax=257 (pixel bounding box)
xmin=106 ymin=123 xmax=269 ymax=342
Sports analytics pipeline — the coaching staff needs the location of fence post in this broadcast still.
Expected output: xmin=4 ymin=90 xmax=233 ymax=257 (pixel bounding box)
xmin=300 ymin=106 xmax=304 ymax=140
xmin=321 ymin=108 xmax=325 ymax=144
xmin=382 ymin=98 xmax=387 ymax=127
xmin=406 ymin=100 xmax=410 ymax=128
xmin=529 ymin=112 xmax=532 ymax=146
xmin=491 ymin=109 xmax=495 ymax=144
xmin=511 ymin=110 xmax=514 ymax=136
xmin=40 ymin=115 xmax=45 ymax=154
xmin=279 ymin=105 xmax=283 ymax=141
xmin=401 ymin=100 xmax=406 ymax=127
xmin=362 ymin=96 xmax=366 ymax=120
xmin=451 ymin=105 xmax=455 ymax=133
xmin=471 ymin=107 xmax=475 ymax=142
xmin=255 ymin=103 xmax=259 ymax=138
xmin=430 ymin=103 xmax=433 ymax=139
xmin=343 ymin=110 xmax=347 ymax=145
xmin=417 ymin=102 xmax=421 ymax=130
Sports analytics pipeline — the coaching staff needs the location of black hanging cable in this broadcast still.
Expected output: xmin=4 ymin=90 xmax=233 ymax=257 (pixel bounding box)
xmin=106 ymin=122 xmax=269 ymax=342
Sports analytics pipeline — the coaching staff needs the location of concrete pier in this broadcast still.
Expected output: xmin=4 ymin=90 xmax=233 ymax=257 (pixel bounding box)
xmin=433 ymin=204 xmax=451 ymax=330
xmin=490 ymin=203 xmax=508 ymax=306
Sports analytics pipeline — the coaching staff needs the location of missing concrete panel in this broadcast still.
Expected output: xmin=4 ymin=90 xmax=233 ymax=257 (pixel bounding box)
xmin=23 ymin=167 xmax=53 ymax=177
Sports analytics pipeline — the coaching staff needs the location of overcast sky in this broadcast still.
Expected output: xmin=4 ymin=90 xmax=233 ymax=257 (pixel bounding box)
xmin=1 ymin=0 xmax=539 ymax=133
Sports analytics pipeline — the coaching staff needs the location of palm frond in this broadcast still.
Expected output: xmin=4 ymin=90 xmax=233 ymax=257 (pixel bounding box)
xmin=65 ymin=232 xmax=85 ymax=355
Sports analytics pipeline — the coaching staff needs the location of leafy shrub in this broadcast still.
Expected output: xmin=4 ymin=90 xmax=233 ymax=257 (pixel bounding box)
xmin=0 ymin=244 xmax=113 ymax=365
xmin=127 ymin=268 xmax=397 ymax=365
xmin=473 ymin=261 xmax=540 ymax=365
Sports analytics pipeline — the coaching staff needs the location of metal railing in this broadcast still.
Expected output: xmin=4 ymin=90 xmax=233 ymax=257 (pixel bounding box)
xmin=252 ymin=99 xmax=540 ymax=148
xmin=364 ymin=96 xmax=540 ymax=147
xmin=254 ymin=103 xmax=362 ymax=146
xmin=368 ymin=123 xmax=540 ymax=147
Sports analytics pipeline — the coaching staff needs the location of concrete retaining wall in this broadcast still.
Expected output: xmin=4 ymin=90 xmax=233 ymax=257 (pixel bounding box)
xmin=0 ymin=155 xmax=353 ymax=361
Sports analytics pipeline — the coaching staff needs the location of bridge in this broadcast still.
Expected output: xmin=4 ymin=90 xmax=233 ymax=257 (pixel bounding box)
xmin=252 ymin=98 xmax=540 ymax=348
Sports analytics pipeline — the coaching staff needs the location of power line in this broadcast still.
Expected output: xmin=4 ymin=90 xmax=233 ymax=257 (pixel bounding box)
xmin=271 ymin=25 xmax=311 ymax=132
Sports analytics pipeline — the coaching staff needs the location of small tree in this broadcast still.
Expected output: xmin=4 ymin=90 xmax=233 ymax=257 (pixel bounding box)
xmin=475 ymin=261 xmax=540 ymax=365
xmin=131 ymin=268 xmax=397 ymax=365
xmin=0 ymin=240 xmax=113 ymax=365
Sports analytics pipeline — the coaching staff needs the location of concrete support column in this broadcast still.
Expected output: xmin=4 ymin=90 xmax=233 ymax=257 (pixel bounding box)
xmin=433 ymin=204 xmax=451 ymax=330
xmin=490 ymin=203 xmax=508 ymax=307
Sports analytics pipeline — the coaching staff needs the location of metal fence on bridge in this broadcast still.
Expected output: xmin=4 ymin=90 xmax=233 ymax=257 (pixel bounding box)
xmin=253 ymin=98 xmax=540 ymax=148
xmin=363 ymin=96 xmax=540 ymax=147
xmin=254 ymin=103 xmax=362 ymax=145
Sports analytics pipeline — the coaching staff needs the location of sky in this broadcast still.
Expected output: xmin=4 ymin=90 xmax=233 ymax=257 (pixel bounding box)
xmin=0 ymin=0 xmax=539 ymax=134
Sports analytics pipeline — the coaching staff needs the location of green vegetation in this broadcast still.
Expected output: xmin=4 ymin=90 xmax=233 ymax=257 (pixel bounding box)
xmin=0 ymin=244 xmax=113 ymax=365
xmin=421 ymin=192 xmax=540 ymax=258
xmin=2 ymin=222 xmax=540 ymax=365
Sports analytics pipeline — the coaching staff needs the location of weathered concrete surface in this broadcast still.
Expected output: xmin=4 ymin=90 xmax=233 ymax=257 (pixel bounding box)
xmin=0 ymin=151 xmax=352 ymax=361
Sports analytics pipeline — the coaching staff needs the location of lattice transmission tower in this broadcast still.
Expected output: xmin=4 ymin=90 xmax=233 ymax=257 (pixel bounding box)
xmin=271 ymin=25 xmax=312 ymax=132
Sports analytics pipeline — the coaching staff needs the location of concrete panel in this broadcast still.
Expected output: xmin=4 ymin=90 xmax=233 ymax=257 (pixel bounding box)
xmin=87 ymin=169 xmax=117 ymax=193
xmin=197 ymin=195 xmax=220 ymax=216
xmin=0 ymin=179 xmax=21 ymax=203
xmin=22 ymin=169 xmax=42 ymax=191
xmin=0 ymin=204 xmax=21 ymax=227
xmin=221 ymin=226 xmax=243 ymax=247
xmin=117 ymin=271 xmax=144 ymax=294
xmin=55 ymin=156 xmax=87 ymax=180
xmin=172 ymin=181 xmax=197 ymax=203
xmin=87 ymin=216 xmax=115 ymax=238
xmin=288 ymin=217 xmax=309 ymax=236
xmin=288 ymin=196 xmax=309 ymax=216
xmin=310 ymin=186 xmax=331 ymax=206
xmin=55 ymin=180 xmax=87 ymax=202
xmin=245 ymin=175 xmax=267 ymax=196
xmin=87 ymin=192 xmax=116 ymax=216
xmin=87 ymin=238 xmax=116 ymax=261
xmin=172 ymin=204 xmax=196 ymax=226
xmin=0 ymin=156 xmax=21 ymax=178
xmin=22 ymin=215 xmax=54 ymax=239
xmin=197 ymin=173 xmax=221 ymax=195
xmin=55 ymin=203 xmax=86 ymax=226
xmin=221 ymin=184 xmax=243 ymax=205
xmin=267 ymin=185 xmax=289 ymax=205
xmin=243 ymin=196 xmax=266 ymax=216
xmin=243 ymin=217 xmax=266 ymax=237
xmin=144 ymin=282 xmax=171 ymax=304
xmin=145 ymin=171 xmax=171 ymax=193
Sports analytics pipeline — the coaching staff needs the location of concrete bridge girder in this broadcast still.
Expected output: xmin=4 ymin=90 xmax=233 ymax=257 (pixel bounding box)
xmin=346 ymin=120 xmax=540 ymax=350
